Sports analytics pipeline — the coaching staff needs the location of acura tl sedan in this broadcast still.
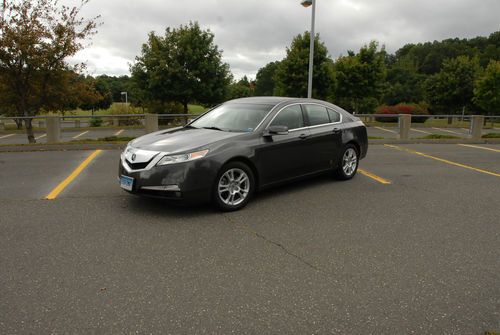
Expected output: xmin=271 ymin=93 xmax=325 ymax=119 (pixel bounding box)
xmin=119 ymin=97 xmax=368 ymax=211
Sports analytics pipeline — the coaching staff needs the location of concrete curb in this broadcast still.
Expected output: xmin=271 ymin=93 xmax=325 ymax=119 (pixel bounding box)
xmin=0 ymin=138 xmax=499 ymax=153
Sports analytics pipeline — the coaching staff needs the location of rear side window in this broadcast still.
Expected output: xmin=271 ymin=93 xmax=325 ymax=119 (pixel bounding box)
xmin=304 ymin=105 xmax=330 ymax=126
xmin=270 ymin=105 xmax=304 ymax=130
xmin=327 ymin=109 xmax=341 ymax=123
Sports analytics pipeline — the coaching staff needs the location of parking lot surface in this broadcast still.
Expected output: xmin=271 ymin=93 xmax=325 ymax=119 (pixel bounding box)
xmin=1 ymin=126 xmax=500 ymax=144
xmin=1 ymin=144 xmax=499 ymax=333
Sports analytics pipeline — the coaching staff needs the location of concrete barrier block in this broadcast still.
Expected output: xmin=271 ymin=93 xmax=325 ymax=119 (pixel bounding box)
xmin=398 ymin=114 xmax=411 ymax=139
xmin=145 ymin=114 xmax=158 ymax=133
xmin=46 ymin=116 xmax=60 ymax=142
xmin=470 ymin=115 xmax=484 ymax=139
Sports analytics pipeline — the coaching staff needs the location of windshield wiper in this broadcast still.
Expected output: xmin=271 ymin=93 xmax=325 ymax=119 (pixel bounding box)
xmin=202 ymin=126 xmax=224 ymax=131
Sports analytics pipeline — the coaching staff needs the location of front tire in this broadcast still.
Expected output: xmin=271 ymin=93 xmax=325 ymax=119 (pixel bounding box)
xmin=335 ymin=144 xmax=359 ymax=180
xmin=213 ymin=161 xmax=254 ymax=211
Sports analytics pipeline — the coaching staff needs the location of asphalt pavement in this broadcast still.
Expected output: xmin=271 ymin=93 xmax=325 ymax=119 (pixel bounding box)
xmin=0 ymin=144 xmax=499 ymax=334
xmin=1 ymin=126 xmax=500 ymax=144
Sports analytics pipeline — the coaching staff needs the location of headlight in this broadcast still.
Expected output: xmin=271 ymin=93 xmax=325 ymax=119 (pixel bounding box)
xmin=156 ymin=149 xmax=209 ymax=166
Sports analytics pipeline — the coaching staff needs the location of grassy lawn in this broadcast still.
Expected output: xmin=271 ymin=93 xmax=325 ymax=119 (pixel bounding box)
xmin=482 ymin=133 xmax=500 ymax=138
xmin=36 ymin=103 xmax=206 ymax=117
xmin=418 ymin=134 xmax=461 ymax=139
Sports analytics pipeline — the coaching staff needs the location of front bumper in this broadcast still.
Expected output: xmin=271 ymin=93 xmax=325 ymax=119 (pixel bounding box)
xmin=118 ymin=156 xmax=218 ymax=204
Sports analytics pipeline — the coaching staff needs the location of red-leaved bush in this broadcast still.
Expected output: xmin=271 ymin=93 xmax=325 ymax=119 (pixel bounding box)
xmin=375 ymin=104 xmax=430 ymax=123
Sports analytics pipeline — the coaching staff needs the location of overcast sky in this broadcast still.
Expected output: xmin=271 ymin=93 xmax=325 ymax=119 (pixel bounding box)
xmin=66 ymin=0 xmax=500 ymax=80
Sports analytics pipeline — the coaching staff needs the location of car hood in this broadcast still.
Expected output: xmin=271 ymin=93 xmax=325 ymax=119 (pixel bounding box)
xmin=129 ymin=127 xmax=244 ymax=154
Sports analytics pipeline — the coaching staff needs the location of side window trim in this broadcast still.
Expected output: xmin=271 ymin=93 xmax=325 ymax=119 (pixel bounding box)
xmin=327 ymin=108 xmax=341 ymax=123
xmin=302 ymin=103 xmax=343 ymax=128
xmin=265 ymin=102 xmax=343 ymax=132
xmin=266 ymin=103 xmax=308 ymax=132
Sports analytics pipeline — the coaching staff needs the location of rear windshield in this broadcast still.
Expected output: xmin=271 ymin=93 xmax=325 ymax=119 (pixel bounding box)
xmin=190 ymin=103 xmax=273 ymax=132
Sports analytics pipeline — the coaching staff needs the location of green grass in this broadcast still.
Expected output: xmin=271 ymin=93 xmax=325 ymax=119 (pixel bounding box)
xmin=36 ymin=102 xmax=205 ymax=117
xmin=70 ymin=136 xmax=136 ymax=144
xmin=188 ymin=104 xmax=206 ymax=114
xmin=482 ymin=132 xmax=500 ymax=138
xmin=419 ymin=134 xmax=460 ymax=139
xmin=368 ymin=136 xmax=384 ymax=140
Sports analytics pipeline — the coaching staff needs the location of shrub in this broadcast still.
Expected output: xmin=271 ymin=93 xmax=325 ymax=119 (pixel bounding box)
xmin=108 ymin=103 xmax=142 ymax=126
xmin=89 ymin=117 xmax=103 ymax=127
xmin=375 ymin=103 xmax=430 ymax=123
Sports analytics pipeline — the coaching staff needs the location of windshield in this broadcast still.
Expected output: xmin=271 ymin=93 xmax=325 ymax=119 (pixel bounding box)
xmin=190 ymin=103 xmax=273 ymax=132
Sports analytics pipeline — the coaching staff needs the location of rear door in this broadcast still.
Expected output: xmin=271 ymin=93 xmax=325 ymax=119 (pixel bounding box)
xmin=302 ymin=104 xmax=343 ymax=172
xmin=256 ymin=104 xmax=312 ymax=185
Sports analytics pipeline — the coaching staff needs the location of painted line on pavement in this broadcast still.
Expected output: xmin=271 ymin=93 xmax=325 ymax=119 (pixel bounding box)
xmin=410 ymin=128 xmax=432 ymax=134
xmin=358 ymin=168 xmax=392 ymax=184
xmin=45 ymin=150 xmax=102 ymax=200
xmin=35 ymin=134 xmax=47 ymax=140
xmin=374 ymin=126 xmax=397 ymax=134
xmin=384 ymin=144 xmax=500 ymax=178
xmin=114 ymin=129 xmax=124 ymax=136
xmin=458 ymin=144 xmax=500 ymax=153
xmin=431 ymin=127 xmax=462 ymax=135
xmin=72 ymin=130 xmax=89 ymax=139
xmin=0 ymin=134 xmax=16 ymax=139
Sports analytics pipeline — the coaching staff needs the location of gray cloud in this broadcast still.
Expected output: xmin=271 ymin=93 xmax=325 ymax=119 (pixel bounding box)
xmin=65 ymin=0 xmax=500 ymax=79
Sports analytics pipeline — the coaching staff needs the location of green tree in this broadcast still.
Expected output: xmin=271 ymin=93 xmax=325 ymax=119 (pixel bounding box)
xmin=473 ymin=60 xmax=500 ymax=115
xmin=0 ymin=0 xmax=99 ymax=142
xmin=130 ymin=22 xmax=231 ymax=114
xmin=254 ymin=61 xmax=279 ymax=96
xmin=227 ymin=76 xmax=254 ymax=100
xmin=383 ymin=56 xmax=426 ymax=105
xmin=273 ymin=32 xmax=335 ymax=99
xmin=334 ymin=41 xmax=386 ymax=113
xmin=425 ymin=56 xmax=480 ymax=114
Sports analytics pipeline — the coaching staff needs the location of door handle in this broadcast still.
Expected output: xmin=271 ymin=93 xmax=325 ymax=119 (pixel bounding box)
xmin=299 ymin=133 xmax=309 ymax=139
xmin=332 ymin=128 xmax=341 ymax=134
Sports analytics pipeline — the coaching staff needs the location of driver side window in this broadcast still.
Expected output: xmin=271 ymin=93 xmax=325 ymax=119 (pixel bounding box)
xmin=270 ymin=105 xmax=304 ymax=130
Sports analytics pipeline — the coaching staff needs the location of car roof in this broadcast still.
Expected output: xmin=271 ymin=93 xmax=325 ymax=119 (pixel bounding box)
xmin=224 ymin=96 xmax=354 ymax=117
xmin=226 ymin=96 xmax=297 ymax=105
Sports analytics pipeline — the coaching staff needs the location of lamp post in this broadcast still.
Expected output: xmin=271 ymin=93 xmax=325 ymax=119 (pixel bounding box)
xmin=301 ymin=0 xmax=315 ymax=99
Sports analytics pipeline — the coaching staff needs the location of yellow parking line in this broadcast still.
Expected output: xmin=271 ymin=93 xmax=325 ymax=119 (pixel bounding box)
xmin=45 ymin=150 xmax=102 ymax=200
xmin=35 ymin=134 xmax=47 ymax=140
xmin=358 ymin=168 xmax=392 ymax=184
xmin=374 ymin=126 xmax=397 ymax=134
xmin=385 ymin=144 xmax=500 ymax=177
xmin=411 ymin=128 xmax=432 ymax=134
xmin=0 ymin=134 xmax=16 ymax=139
xmin=458 ymin=144 xmax=500 ymax=153
xmin=72 ymin=130 xmax=89 ymax=139
xmin=114 ymin=129 xmax=124 ymax=136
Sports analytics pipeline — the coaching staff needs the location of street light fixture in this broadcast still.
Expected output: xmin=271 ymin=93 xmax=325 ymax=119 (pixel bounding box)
xmin=301 ymin=0 xmax=316 ymax=99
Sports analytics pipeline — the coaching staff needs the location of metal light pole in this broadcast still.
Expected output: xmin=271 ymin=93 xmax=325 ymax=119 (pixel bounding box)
xmin=301 ymin=0 xmax=316 ymax=99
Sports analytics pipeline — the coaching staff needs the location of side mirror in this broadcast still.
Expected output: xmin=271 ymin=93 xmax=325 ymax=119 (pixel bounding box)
xmin=265 ymin=125 xmax=289 ymax=136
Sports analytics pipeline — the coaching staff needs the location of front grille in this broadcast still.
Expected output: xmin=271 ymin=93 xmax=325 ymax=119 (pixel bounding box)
xmin=125 ymin=159 xmax=152 ymax=170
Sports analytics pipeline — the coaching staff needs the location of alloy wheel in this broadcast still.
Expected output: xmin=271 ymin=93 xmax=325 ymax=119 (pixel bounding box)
xmin=217 ymin=168 xmax=250 ymax=206
xmin=342 ymin=148 xmax=358 ymax=176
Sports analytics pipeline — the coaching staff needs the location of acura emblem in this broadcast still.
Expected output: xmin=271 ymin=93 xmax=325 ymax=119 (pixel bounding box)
xmin=131 ymin=153 xmax=136 ymax=161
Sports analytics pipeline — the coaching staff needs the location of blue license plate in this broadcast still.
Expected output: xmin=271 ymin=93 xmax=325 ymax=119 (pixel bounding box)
xmin=120 ymin=175 xmax=134 ymax=191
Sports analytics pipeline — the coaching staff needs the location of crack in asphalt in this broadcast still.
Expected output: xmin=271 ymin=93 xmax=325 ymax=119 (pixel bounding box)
xmin=222 ymin=213 xmax=328 ymax=276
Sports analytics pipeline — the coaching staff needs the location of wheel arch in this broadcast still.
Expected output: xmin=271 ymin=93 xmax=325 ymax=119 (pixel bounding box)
xmin=222 ymin=156 xmax=260 ymax=189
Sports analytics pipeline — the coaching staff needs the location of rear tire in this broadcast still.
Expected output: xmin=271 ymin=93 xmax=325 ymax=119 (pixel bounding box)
xmin=334 ymin=144 xmax=359 ymax=180
xmin=213 ymin=161 xmax=255 ymax=211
